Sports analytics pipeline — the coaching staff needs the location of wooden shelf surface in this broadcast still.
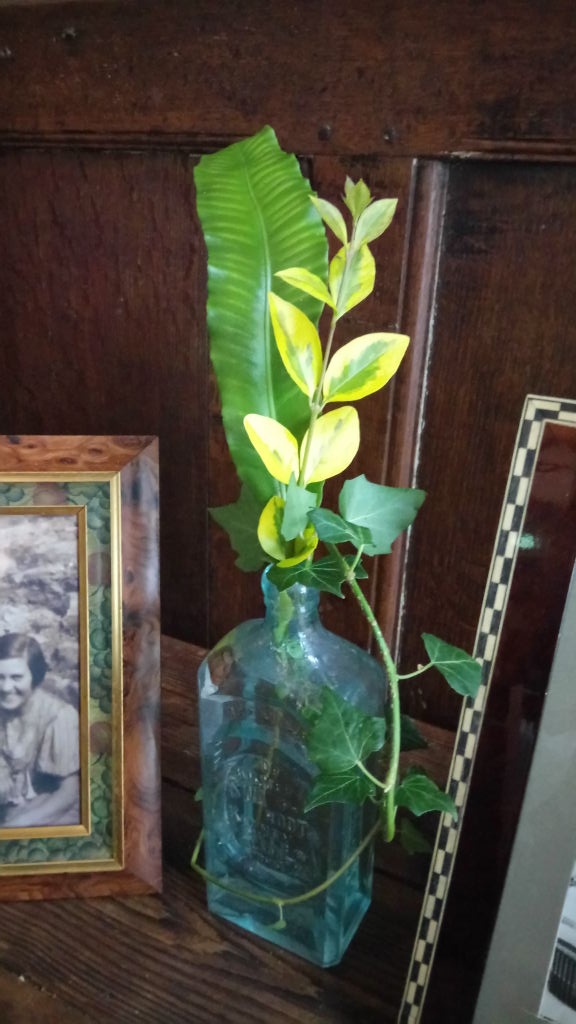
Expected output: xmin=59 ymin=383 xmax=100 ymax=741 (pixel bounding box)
xmin=0 ymin=636 xmax=455 ymax=1024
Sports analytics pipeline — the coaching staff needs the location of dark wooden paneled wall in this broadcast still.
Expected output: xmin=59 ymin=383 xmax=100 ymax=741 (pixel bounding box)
xmin=1 ymin=0 xmax=575 ymax=729
xmin=400 ymin=163 xmax=576 ymax=725
xmin=0 ymin=148 xmax=209 ymax=642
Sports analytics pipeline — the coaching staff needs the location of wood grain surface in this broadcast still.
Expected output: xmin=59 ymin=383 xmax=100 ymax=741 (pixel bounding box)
xmin=372 ymin=161 xmax=449 ymax=658
xmin=0 ymin=636 xmax=454 ymax=1024
xmin=117 ymin=438 xmax=162 ymax=893
xmin=398 ymin=162 xmax=576 ymax=727
xmin=0 ymin=0 xmax=575 ymax=159
xmin=0 ymin=968 xmax=94 ymax=1024
xmin=0 ymin=150 xmax=208 ymax=641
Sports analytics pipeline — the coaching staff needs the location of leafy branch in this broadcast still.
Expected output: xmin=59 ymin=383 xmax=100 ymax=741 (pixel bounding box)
xmin=195 ymin=138 xmax=482 ymax=920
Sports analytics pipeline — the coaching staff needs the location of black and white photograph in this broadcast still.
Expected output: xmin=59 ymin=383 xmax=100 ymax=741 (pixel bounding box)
xmin=541 ymin=864 xmax=576 ymax=1024
xmin=0 ymin=511 xmax=82 ymax=830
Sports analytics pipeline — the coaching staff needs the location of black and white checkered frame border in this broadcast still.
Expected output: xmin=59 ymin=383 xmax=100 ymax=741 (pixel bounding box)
xmin=398 ymin=395 xmax=576 ymax=1024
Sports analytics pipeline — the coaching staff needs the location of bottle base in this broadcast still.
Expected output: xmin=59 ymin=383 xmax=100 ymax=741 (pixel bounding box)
xmin=207 ymin=881 xmax=371 ymax=968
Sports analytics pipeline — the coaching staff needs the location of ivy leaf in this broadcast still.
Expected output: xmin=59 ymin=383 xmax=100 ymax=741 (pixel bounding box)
xmin=305 ymin=769 xmax=375 ymax=811
xmin=268 ymin=553 xmax=346 ymax=597
xmin=395 ymin=772 xmax=457 ymax=819
xmin=308 ymin=508 xmax=372 ymax=548
xmin=210 ymin=486 xmax=267 ymax=572
xmin=398 ymin=817 xmax=432 ymax=855
xmin=268 ymin=552 xmax=367 ymax=597
xmin=343 ymin=177 xmax=372 ymax=220
xmin=281 ymin=477 xmax=317 ymax=542
xmin=339 ymin=474 xmax=426 ymax=555
xmin=194 ymin=788 xmax=204 ymax=803
xmin=307 ymin=686 xmax=386 ymax=774
xmin=355 ymin=198 xmax=398 ymax=247
xmin=422 ymin=634 xmax=482 ymax=698
xmin=400 ymin=715 xmax=429 ymax=752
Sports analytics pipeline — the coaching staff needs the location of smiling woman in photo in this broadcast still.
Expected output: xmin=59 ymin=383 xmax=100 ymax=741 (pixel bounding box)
xmin=0 ymin=633 xmax=80 ymax=829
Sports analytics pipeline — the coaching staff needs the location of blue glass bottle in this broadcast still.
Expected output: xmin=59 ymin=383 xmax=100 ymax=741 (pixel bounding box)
xmin=197 ymin=571 xmax=387 ymax=967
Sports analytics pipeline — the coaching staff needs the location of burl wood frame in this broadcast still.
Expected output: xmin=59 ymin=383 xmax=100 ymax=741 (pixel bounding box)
xmin=0 ymin=435 xmax=161 ymax=901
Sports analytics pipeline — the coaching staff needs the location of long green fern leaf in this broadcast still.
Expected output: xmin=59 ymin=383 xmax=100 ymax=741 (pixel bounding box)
xmin=194 ymin=126 xmax=328 ymax=504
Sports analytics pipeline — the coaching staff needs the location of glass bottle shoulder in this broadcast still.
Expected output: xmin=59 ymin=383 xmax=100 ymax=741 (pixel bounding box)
xmin=199 ymin=615 xmax=386 ymax=715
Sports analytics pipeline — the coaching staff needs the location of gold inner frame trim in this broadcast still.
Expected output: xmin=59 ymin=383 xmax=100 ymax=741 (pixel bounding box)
xmin=0 ymin=474 xmax=125 ymax=874
xmin=0 ymin=505 xmax=90 ymax=841
xmin=109 ymin=472 xmax=125 ymax=870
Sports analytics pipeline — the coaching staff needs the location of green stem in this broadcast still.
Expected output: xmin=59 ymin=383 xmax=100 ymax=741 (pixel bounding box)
xmin=356 ymin=758 xmax=388 ymax=791
xmin=328 ymin=544 xmax=400 ymax=842
xmin=191 ymin=821 xmax=380 ymax=910
xmin=349 ymin=544 xmax=364 ymax=573
xmin=397 ymin=662 xmax=433 ymax=681
xmin=297 ymin=314 xmax=336 ymax=487
xmin=297 ymin=231 xmax=357 ymax=488
xmin=297 ymin=399 xmax=322 ymax=488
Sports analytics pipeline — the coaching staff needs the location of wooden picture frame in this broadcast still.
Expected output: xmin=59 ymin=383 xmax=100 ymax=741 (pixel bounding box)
xmin=0 ymin=435 xmax=161 ymax=900
xmin=400 ymin=395 xmax=576 ymax=1023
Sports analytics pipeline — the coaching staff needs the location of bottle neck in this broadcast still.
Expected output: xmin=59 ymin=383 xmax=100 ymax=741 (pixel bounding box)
xmin=261 ymin=569 xmax=320 ymax=633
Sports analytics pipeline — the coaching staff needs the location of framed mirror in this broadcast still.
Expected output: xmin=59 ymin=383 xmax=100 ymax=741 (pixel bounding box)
xmin=400 ymin=395 xmax=576 ymax=1023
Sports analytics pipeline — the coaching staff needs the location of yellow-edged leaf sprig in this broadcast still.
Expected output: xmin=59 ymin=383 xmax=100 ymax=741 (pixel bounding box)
xmin=242 ymin=176 xmax=410 ymax=568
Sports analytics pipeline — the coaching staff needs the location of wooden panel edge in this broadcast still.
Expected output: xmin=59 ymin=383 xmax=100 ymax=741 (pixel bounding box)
xmin=371 ymin=160 xmax=450 ymax=656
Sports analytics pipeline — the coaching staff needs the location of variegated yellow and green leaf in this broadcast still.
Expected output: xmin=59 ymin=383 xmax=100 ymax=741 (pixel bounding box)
xmin=244 ymin=414 xmax=299 ymax=485
xmin=310 ymin=196 xmax=348 ymax=245
xmin=268 ymin=293 xmax=323 ymax=399
xmin=323 ymin=332 xmax=410 ymax=403
xmin=300 ymin=406 xmax=360 ymax=484
xmin=274 ymin=268 xmax=334 ymax=308
xmin=355 ymin=198 xmax=398 ymax=247
xmin=257 ymin=496 xmax=318 ymax=565
xmin=343 ymin=177 xmax=372 ymax=220
xmin=279 ymin=524 xmax=318 ymax=566
xmin=258 ymin=496 xmax=288 ymax=561
xmin=329 ymin=245 xmax=375 ymax=319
